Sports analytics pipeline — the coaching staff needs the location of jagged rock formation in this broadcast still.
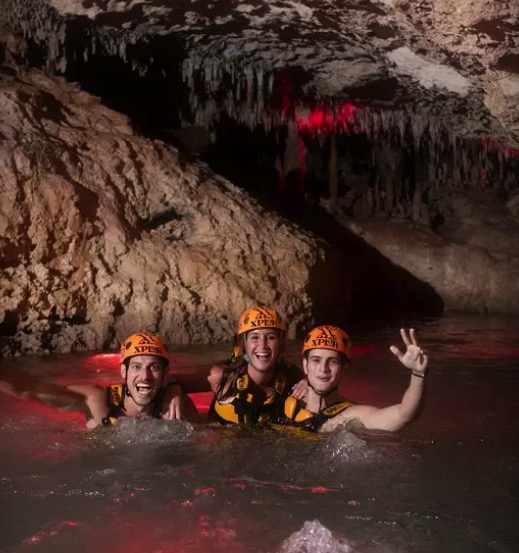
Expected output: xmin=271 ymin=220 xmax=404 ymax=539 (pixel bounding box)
xmin=0 ymin=0 xmax=519 ymax=354
xmin=0 ymin=0 xmax=517 ymax=146
xmin=0 ymin=65 xmax=323 ymax=355
xmin=385 ymin=0 xmax=519 ymax=141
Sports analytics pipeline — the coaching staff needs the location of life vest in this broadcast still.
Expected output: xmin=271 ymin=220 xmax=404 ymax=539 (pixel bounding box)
xmin=275 ymin=396 xmax=353 ymax=432
xmin=210 ymin=362 xmax=299 ymax=424
xmin=101 ymin=383 xmax=169 ymax=426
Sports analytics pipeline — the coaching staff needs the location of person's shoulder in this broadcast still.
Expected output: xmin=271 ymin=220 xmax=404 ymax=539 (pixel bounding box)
xmin=319 ymin=403 xmax=375 ymax=433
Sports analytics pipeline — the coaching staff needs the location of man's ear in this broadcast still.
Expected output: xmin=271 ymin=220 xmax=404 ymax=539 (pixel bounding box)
xmin=302 ymin=357 xmax=309 ymax=376
xmin=120 ymin=364 xmax=127 ymax=380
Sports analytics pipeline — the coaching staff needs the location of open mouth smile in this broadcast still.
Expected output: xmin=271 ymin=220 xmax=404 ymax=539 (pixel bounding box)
xmin=134 ymin=382 xmax=156 ymax=397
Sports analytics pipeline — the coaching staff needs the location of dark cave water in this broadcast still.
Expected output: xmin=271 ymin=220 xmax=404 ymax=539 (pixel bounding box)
xmin=0 ymin=313 xmax=518 ymax=553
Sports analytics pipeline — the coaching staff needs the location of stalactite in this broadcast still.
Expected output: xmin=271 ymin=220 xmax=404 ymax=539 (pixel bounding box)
xmin=411 ymin=180 xmax=422 ymax=222
xmin=2 ymin=0 xmax=517 ymax=213
xmin=329 ymin=135 xmax=338 ymax=209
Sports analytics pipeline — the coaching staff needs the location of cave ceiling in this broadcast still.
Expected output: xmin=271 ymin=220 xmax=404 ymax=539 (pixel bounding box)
xmin=1 ymin=0 xmax=518 ymax=152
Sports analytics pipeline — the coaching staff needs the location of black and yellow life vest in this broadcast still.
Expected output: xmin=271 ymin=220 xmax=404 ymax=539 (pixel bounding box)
xmin=274 ymin=396 xmax=353 ymax=432
xmin=101 ymin=384 xmax=126 ymax=426
xmin=210 ymin=364 xmax=296 ymax=425
xmin=101 ymin=383 xmax=169 ymax=426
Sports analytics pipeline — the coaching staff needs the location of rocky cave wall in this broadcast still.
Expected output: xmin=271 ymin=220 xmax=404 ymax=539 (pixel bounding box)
xmin=1 ymin=0 xmax=519 ymax=355
xmin=0 ymin=65 xmax=324 ymax=355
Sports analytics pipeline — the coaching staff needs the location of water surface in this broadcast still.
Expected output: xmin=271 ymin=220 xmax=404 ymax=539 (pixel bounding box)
xmin=0 ymin=313 xmax=518 ymax=552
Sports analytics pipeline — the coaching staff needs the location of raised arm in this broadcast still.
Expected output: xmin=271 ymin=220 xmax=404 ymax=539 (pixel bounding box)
xmin=322 ymin=329 xmax=428 ymax=432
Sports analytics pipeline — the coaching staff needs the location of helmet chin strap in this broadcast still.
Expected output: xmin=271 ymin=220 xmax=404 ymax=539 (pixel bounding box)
xmin=242 ymin=336 xmax=250 ymax=362
xmin=308 ymin=381 xmax=339 ymax=412
xmin=124 ymin=373 xmax=133 ymax=402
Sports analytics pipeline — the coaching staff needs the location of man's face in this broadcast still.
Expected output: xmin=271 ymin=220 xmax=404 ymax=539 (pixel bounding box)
xmin=121 ymin=355 xmax=166 ymax=406
xmin=303 ymin=348 xmax=343 ymax=394
xmin=245 ymin=328 xmax=282 ymax=373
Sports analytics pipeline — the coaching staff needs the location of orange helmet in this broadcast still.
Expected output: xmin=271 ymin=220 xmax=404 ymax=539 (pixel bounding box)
xmin=120 ymin=332 xmax=169 ymax=364
xmin=237 ymin=306 xmax=286 ymax=336
xmin=302 ymin=326 xmax=352 ymax=360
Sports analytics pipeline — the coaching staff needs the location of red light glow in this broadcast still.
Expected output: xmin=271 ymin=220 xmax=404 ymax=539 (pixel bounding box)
xmin=484 ymin=139 xmax=519 ymax=159
xmin=295 ymin=102 xmax=358 ymax=135
xmin=190 ymin=392 xmax=213 ymax=414
xmin=352 ymin=344 xmax=376 ymax=356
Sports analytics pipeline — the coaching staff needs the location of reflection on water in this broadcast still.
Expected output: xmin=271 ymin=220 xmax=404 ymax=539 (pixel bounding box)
xmin=0 ymin=313 xmax=518 ymax=553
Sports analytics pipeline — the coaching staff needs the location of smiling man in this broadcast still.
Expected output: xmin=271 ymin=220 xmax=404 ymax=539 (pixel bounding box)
xmin=208 ymin=307 xmax=304 ymax=424
xmin=68 ymin=332 xmax=200 ymax=428
xmin=279 ymin=325 xmax=428 ymax=433
xmin=0 ymin=332 xmax=200 ymax=428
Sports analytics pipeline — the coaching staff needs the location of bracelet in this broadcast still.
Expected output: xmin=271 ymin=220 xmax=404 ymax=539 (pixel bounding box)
xmin=411 ymin=371 xmax=426 ymax=378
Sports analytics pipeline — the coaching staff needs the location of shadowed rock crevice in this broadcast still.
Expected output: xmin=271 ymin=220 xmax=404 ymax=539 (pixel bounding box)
xmin=293 ymin=202 xmax=445 ymax=331
xmin=1 ymin=1 xmax=519 ymax=354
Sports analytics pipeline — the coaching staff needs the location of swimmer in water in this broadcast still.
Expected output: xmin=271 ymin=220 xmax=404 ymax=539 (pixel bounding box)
xmin=277 ymin=326 xmax=428 ymax=432
xmin=207 ymin=306 xmax=306 ymax=424
xmin=0 ymin=332 xmax=200 ymax=428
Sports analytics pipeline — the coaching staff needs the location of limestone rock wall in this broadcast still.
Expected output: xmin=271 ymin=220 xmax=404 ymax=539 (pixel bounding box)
xmin=343 ymin=206 xmax=519 ymax=315
xmin=0 ymin=66 xmax=323 ymax=355
xmin=387 ymin=0 xmax=519 ymax=144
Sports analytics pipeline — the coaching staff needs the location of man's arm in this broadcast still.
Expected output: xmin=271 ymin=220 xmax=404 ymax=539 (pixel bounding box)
xmin=159 ymin=383 xmax=201 ymax=423
xmin=321 ymin=329 xmax=428 ymax=433
xmin=0 ymin=366 xmax=85 ymax=406
xmin=67 ymin=384 xmax=110 ymax=429
xmin=0 ymin=367 xmax=111 ymax=429
xmin=335 ymin=374 xmax=425 ymax=431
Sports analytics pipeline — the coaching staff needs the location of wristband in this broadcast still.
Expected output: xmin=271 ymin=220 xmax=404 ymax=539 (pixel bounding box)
xmin=411 ymin=371 xmax=426 ymax=378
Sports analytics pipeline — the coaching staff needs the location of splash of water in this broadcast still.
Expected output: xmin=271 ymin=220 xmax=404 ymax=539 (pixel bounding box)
xmin=326 ymin=429 xmax=377 ymax=464
xmin=108 ymin=416 xmax=194 ymax=446
xmin=278 ymin=520 xmax=354 ymax=553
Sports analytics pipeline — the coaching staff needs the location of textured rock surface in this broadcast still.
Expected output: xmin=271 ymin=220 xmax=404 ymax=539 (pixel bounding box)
xmin=387 ymin=0 xmax=519 ymax=144
xmin=1 ymin=1 xmax=519 ymax=355
xmin=0 ymin=66 xmax=323 ymax=355
xmin=342 ymin=197 xmax=519 ymax=314
xmin=0 ymin=0 xmax=517 ymax=146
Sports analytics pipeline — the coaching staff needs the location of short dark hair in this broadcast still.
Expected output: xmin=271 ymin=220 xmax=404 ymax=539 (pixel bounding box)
xmin=303 ymin=350 xmax=349 ymax=366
